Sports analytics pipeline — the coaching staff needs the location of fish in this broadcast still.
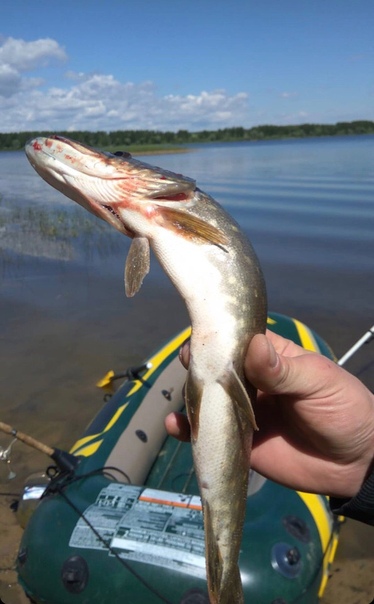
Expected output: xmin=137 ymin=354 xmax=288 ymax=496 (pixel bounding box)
xmin=25 ymin=135 xmax=267 ymax=603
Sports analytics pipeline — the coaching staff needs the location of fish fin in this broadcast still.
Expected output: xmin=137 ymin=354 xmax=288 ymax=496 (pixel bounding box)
xmin=124 ymin=236 xmax=150 ymax=297
xmin=220 ymin=565 xmax=244 ymax=604
xmin=204 ymin=500 xmax=223 ymax=604
xmin=184 ymin=371 xmax=203 ymax=442
xmin=219 ymin=370 xmax=258 ymax=432
xmin=156 ymin=206 xmax=229 ymax=251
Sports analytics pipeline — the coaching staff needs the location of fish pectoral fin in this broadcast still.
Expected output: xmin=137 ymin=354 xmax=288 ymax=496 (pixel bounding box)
xmin=156 ymin=206 xmax=229 ymax=251
xmin=124 ymin=236 xmax=150 ymax=297
xmin=184 ymin=371 xmax=203 ymax=441
xmin=219 ymin=370 xmax=259 ymax=432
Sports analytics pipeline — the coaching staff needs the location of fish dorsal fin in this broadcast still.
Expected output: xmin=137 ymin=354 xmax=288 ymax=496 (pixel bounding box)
xmin=219 ymin=369 xmax=258 ymax=432
xmin=124 ymin=236 xmax=150 ymax=297
xmin=157 ymin=206 xmax=228 ymax=251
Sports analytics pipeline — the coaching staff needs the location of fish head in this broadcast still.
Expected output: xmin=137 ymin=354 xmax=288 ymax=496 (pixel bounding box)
xmin=25 ymin=135 xmax=196 ymax=237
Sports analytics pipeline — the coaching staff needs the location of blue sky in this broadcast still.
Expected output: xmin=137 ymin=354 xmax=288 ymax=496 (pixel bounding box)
xmin=1 ymin=0 xmax=373 ymax=132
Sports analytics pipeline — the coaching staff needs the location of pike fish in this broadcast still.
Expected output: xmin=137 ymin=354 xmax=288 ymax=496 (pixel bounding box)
xmin=25 ymin=135 xmax=267 ymax=603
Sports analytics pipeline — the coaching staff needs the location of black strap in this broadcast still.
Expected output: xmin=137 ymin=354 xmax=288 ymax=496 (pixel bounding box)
xmin=329 ymin=467 xmax=374 ymax=526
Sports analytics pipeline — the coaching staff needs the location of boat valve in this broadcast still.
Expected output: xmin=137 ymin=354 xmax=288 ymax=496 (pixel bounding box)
xmin=271 ymin=542 xmax=302 ymax=578
xmin=162 ymin=387 xmax=174 ymax=400
xmin=61 ymin=555 xmax=89 ymax=594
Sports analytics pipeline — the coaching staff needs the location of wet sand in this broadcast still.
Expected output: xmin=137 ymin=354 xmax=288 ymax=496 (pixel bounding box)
xmin=0 ymin=257 xmax=373 ymax=603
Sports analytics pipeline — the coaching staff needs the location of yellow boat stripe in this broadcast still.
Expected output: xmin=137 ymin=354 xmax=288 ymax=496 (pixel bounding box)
xmin=70 ymin=403 xmax=129 ymax=454
xmin=73 ymin=440 xmax=104 ymax=458
xmin=70 ymin=327 xmax=191 ymax=456
xmin=126 ymin=327 xmax=191 ymax=396
xmin=104 ymin=403 xmax=129 ymax=433
xmin=318 ymin=532 xmax=340 ymax=596
xmin=296 ymin=491 xmax=334 ymax=596
xmin=293 ymin=318 xmax=320 ymax=352
xmin=70 ymin=433 xmax=102 ymax=454
xmin=296 ymin=492 xmax=331 ymax=550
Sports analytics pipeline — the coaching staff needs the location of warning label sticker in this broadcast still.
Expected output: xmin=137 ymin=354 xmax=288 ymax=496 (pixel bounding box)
xmin=69 ymin=483 xmax=206 ymax=578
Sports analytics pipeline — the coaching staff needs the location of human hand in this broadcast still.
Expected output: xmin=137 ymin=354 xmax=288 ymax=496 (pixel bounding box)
xmin=165 ymin=331 xmax=374 ymax=498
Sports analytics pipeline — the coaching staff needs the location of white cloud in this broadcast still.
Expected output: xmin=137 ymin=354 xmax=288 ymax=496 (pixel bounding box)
xmin=0 ymin=36 xmax=67 ymax=72
xmin=0 ymin=64 xmax=21 ymax=98
xmin=0 ymin=55 xmax=250 ymax=132
xmin=0 ymin=36 xmax=67 ymax=98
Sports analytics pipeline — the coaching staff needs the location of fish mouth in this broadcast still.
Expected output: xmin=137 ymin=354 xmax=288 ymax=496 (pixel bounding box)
xmin=25 ymin=135 xmax=197 ymax=235
xmin=100 ymin=203 xmax=124 ymax=226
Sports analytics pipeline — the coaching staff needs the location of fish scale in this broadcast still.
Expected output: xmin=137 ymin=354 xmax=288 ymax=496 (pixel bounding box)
xmin=25 ymin=134 xmax=267 ymax=603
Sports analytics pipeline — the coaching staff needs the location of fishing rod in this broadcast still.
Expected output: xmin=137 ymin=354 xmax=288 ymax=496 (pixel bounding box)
xmin=338 ymin=324 xmax=374 ymax=366
xmin=0 ymin=421 xmax=79 ymax=473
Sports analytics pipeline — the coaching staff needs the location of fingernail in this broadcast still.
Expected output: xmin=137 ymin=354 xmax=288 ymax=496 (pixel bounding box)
xmin=267 ymin=338 xmax=279 ymax=368
xmin=179 ymin=339 xmax=190 ymax=366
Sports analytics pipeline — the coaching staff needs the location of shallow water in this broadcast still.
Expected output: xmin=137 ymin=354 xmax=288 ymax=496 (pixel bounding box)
xmin=0 ymin=135 xmax=373 ymax=602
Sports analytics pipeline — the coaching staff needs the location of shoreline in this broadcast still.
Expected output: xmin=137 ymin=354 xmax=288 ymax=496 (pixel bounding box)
xmin=1 ymin=130 xmax=373 ymax=154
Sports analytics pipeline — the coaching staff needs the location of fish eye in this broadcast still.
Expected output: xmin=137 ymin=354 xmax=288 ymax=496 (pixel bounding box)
xmin=113 ymin=150 xmax=132 ymax=158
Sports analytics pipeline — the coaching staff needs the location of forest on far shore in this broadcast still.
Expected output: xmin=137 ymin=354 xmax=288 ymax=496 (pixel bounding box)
xmin=0 ymin=120 xmax=373 ymax=151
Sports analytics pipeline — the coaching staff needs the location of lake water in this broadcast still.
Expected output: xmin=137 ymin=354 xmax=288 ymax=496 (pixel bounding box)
xmin=0 ymin=135 xmax=373 ymax=601
xmin=0 ymin=134 xmax=373 ymax=429
xmin=1 ymin=134 xmax=373 ymax=431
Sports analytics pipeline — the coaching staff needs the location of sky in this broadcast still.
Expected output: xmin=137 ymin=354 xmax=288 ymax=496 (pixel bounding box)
xmin=1 ymin=0 xmax=373 ymax=133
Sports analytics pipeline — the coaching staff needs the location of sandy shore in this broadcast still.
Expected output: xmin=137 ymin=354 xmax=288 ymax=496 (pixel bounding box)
xmin=0 ymin=495 xmax=28 ymax=604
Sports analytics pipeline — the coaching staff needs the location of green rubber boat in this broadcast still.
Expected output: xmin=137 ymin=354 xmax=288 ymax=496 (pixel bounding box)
xmin=16 ymin=312 xmax=341 ymax=604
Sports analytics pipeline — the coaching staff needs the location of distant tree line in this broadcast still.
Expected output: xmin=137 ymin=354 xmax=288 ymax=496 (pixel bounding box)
xmin=1 ymin=120 xmax=374 ymax=151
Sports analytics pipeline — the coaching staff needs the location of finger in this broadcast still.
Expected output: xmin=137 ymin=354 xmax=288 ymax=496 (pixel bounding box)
xmin=245 ymin=333 xmax=324 ymax=395
xmin=265 ymin=329 xmax=309 ymax=358
xmin=164 ymin=412 xmax=191 ymax=442
xmin=179 ymin=339 xmax=190 ymax=369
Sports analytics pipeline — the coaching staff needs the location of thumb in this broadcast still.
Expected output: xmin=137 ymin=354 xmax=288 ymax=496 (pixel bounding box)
xmin=244 ymin=333 xmax=320 ymax=396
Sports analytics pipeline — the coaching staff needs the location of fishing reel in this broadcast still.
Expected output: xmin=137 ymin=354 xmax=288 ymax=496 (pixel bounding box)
xmin=0 ymin=437 xmax=17 ymax=480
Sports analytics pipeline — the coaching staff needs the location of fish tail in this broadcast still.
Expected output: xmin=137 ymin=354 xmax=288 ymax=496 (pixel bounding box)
xmin=219 ymin=565 xmax=244 ymax=604
xmin=205 ymin=502 xmax=244 ymax=604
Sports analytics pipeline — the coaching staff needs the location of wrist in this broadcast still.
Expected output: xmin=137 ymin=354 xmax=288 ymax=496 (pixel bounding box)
xmin=330 ymin=460 xmax=374 ymax=526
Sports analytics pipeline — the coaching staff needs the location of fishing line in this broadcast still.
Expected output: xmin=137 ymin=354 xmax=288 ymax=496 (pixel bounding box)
xmin=51 ymin=466 xmax=174 ymax=604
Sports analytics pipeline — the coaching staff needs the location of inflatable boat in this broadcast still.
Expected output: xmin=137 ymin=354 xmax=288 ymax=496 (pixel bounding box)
xmin=16 ymin=312 xmax=340 ymax=604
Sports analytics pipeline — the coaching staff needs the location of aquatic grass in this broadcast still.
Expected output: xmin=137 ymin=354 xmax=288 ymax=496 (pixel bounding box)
xmin=0 ymin=201 xmax=125 ymax=266
xmin=4 ymin=205 xmax=108 ymax=240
